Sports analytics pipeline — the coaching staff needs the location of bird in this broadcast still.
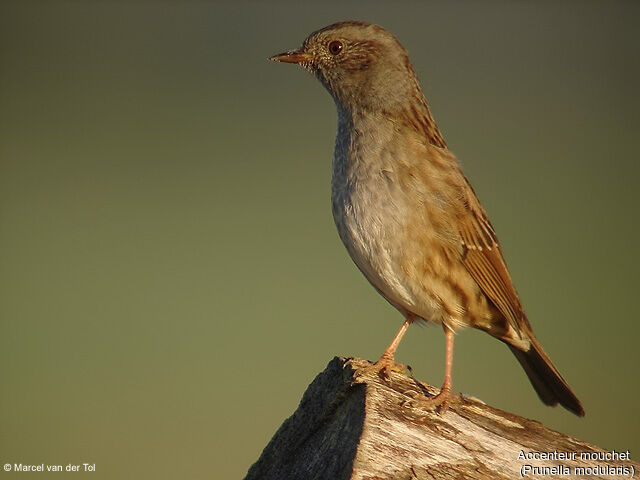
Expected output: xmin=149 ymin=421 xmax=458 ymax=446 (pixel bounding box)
xmin=269 ymin=20 xmax=584 ymax=416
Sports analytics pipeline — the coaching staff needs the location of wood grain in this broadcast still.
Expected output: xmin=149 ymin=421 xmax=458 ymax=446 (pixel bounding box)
xmin=244 ymin=357 xmax=637 ymax=479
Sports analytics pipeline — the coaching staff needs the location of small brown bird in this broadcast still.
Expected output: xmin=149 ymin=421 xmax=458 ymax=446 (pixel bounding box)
xmin=270 ymin=21 xmax=584 ymax=416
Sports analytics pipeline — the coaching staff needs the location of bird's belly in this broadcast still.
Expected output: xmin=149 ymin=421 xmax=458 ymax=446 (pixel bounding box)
xmin=332 ymin=178 xmax=442 ymax=321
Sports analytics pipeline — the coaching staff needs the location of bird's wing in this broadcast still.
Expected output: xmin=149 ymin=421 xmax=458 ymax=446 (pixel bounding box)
xmin=450 ymin=166 xmax=583 ymax=415
xmin=455 ymin=173 xmax=530 ymax=336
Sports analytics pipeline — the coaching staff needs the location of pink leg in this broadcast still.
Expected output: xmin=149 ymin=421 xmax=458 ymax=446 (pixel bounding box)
xmin=442 ymin=326 xmax=454 ymax=394
xmin=379 ymin=314 xmax=414 ymax=362
xmin=364 ymin=314 xmax=415 ymax=378
xmin=427 ymin=325 xmax=455 ymax=411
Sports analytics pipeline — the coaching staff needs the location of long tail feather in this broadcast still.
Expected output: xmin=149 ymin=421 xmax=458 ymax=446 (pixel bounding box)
xmin=509 ymin=336 xmax=584 ymax=417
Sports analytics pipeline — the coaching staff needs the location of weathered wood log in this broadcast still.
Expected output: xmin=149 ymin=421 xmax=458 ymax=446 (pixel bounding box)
xmin=244 ymin=357 xmax=637 ymax=480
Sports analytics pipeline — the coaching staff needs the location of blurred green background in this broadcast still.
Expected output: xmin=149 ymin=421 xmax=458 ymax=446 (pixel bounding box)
xmin=1 ymin=1 xmax=638 ymax=478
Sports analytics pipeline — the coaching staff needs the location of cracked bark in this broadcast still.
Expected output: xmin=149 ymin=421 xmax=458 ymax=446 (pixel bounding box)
xmin=244 ymin=357 xmax=637 ymax=480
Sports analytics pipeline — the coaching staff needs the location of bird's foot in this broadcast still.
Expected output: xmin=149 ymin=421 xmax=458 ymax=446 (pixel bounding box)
xmin=401 ymin=383 xmax=455 ymax=414
xmin=357 ymin=354 xmax=406 ymax=381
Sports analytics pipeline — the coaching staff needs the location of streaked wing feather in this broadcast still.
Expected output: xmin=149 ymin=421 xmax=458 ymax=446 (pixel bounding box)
xmin=458 ymin=176 xmax=527 ymax=334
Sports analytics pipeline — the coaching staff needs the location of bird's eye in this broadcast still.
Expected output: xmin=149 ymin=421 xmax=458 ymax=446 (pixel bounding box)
xmin=328 ymin=40 xmax=343 ymax=55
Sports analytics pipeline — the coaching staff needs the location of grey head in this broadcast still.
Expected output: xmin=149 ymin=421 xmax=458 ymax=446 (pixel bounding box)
xmin=270 ymin=21 xmax=427 ymax=115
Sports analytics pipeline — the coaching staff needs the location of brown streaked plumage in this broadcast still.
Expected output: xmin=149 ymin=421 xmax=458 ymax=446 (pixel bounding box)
xmin=270 ymin=21 xmax=584 ymax=416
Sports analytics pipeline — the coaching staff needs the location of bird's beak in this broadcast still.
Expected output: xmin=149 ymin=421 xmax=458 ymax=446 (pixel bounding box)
xmin=269 ymin=49 xmax=311 ymax=64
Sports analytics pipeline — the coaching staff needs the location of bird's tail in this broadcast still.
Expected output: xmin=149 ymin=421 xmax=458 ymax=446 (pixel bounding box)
xmin=508 ymin=335 xmax=585 ymax=417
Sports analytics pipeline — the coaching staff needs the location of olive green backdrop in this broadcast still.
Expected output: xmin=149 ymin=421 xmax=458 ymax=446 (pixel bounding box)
xmin=1 ymin=1 xmax=638 ymax=478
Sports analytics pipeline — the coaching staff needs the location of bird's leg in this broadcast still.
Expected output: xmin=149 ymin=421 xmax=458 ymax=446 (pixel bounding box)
xmin=420 ymin=324 xmax=455 ymax=412
xmin=364 ymin=314 xmax=414 ymax=379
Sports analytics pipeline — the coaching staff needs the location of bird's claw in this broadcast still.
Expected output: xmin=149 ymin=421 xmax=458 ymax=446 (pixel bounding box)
xmin=356 ymin=356 xmax=406 ymax=382
xmin=400 ymin=386 xmax=454 ymax=414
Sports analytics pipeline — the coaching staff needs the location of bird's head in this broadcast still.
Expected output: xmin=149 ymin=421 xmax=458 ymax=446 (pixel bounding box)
xmin=270 ymin=21 xmax=424 ymax=114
